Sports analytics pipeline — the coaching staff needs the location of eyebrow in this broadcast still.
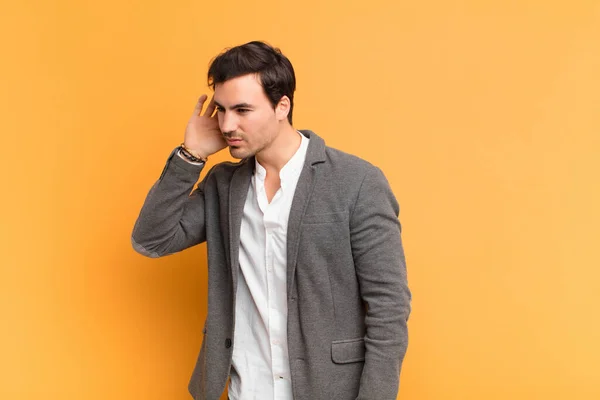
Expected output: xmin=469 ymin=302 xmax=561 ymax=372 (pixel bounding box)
xmin=214 ymin=101 xmax=254 ymax=110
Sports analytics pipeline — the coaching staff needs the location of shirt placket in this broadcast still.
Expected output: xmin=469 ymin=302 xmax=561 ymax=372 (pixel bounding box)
xmin=263 ymin=198 xmax=290 ymax=398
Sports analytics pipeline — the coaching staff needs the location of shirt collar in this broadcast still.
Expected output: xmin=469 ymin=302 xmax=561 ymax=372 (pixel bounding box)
xmin=254 ymin=131 xmax=309 ymax=187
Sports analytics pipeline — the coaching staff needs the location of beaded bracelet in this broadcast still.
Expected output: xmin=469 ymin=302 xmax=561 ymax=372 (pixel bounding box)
xmin=179 ymin=146 xmax=206 ymax=163
xmin=179 ymin=143 xmax=207 ymax=163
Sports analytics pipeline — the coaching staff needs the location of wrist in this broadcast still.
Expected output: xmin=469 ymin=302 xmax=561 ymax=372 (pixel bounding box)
xmin=180 ymin=143 xmax=208 ymax=162
xmin=176 ymin=149 xmax=203 ymax=165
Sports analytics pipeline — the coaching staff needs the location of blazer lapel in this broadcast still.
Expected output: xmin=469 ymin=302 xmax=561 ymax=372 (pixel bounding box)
xmin=229 ymin=158 xmax=254 ymax=292
xmin=286 ymin=130 xmax=327 ymax=295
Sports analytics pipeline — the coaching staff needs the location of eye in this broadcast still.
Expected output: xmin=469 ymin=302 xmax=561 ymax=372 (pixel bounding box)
xmin=237 ymin=109 xmax=250 ymax=114
xmin=215 ymin=106 xmax=224 ymax=113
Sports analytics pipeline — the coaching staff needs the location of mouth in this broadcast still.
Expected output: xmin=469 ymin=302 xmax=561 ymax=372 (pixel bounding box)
xmin=226 ymin=138 xmax=243 ymax=146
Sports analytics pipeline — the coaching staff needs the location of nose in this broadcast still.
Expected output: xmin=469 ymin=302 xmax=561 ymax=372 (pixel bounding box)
xmin=219 ymin=111 xmax=238 ymax=134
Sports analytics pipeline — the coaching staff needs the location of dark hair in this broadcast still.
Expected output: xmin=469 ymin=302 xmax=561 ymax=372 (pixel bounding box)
xmin=208 ymin=41 xmax=296 ymax=124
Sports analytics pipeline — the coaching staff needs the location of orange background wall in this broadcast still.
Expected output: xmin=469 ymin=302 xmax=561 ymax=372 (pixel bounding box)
xmin=1 ymin=1 xmax=599 ymax=399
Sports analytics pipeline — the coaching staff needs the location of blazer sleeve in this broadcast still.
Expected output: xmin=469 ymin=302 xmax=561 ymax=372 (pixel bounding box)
xmin=350 ymin=166 xmax=411 ymax=400
xmin=131 ymin=147 xmax=210 ymax=258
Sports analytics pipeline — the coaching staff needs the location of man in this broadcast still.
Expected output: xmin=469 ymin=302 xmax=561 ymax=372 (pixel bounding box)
xmin=131 ymin=41 xmax=411 ymax=400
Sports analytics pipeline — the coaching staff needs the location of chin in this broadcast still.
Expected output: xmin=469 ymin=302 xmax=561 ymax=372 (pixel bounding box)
xmin=229 ymin=147 xmax=252 ymax=160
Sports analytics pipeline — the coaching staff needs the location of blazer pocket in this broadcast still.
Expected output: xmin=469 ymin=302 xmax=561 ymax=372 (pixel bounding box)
xmin=302 ymin=211 xmax=349 ymax=225
xmin=331 ymin=338 xmax=366 ymax=364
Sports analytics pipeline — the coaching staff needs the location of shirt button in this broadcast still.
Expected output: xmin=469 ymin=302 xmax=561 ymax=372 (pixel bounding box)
xmin=267 ymin=265 xmax=273 ymax=272
xmin=225 ymin=338 xmax=232 ymax=348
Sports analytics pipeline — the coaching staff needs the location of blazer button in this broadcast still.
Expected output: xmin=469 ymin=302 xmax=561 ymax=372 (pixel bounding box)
xmin=225 ymin=338 xmax=232 ymax=348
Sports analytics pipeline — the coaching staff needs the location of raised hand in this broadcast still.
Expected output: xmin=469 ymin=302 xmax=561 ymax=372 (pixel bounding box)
xmin=183 ymin=94 xmax=226 ymax=159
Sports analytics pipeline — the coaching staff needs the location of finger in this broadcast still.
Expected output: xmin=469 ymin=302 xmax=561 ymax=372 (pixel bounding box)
xmin=203 ymin=95 xmax=216 ymax=117
xmin=193 ymin=94 xmax=208 ymax=116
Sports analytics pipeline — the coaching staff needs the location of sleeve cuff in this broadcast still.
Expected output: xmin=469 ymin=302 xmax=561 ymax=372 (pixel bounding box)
xmin=159 ymin=147 xmax=205 ymax=180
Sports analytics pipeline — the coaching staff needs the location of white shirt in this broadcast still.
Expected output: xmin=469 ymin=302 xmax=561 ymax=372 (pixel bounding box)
xmin=228 ymin=132 xmax=309 ymax=400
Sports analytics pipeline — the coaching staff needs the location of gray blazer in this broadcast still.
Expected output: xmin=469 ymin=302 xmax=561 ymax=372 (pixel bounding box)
xmin=131 ymin=130 xmax=411 ymax=400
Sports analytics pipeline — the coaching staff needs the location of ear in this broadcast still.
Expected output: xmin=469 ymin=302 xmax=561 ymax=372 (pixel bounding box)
xmin=275 ymin=96 xmax=291 ymax=122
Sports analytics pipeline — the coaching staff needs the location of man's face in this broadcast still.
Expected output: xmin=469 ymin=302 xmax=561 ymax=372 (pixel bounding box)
xmin=214 ymin=74 xmax=280 ymax=159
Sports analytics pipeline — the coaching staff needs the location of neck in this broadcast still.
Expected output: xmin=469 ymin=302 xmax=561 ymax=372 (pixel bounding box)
xmin=256 ymin=125 xmax=301 ymax=173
